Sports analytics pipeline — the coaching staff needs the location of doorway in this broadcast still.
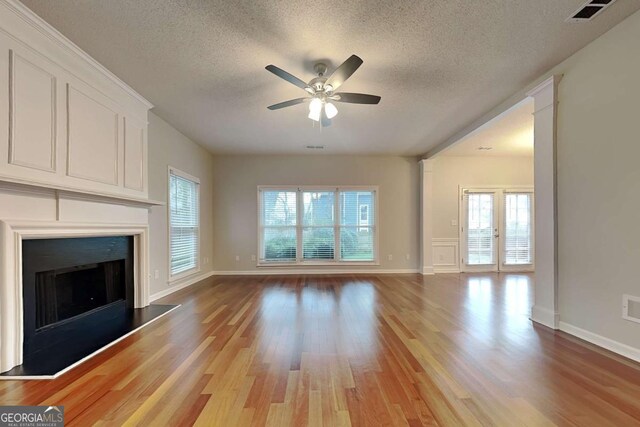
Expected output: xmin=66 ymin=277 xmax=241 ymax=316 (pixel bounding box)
xmin=460 ymin=187 xmax=534 ymax=273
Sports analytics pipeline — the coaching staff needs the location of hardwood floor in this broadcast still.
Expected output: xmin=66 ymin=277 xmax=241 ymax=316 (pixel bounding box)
xmin=1 ymin=273 xmax=640 ymax=426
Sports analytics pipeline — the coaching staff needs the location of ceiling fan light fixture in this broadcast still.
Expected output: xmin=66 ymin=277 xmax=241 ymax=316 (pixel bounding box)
xmin=308 ymin=107 xmax=321 ymax=122
xmin=265 ymin=54 xmax=380 ymax=127
xmin=309 ymin=97 xmax=322 ymax=112
xmin=325 ymin=102 xmax=338 ymax=119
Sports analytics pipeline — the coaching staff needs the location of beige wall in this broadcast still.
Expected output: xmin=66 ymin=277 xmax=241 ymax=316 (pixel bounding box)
xmin=147 ymin=112 xmax=215 ymax=295
xmin=432 ymin=156 xmax=534 ymax=239
xmin=551 ymin=9 xmax=640 ymax=349
xmin=210 ymin=155 xmax=420 ymax=272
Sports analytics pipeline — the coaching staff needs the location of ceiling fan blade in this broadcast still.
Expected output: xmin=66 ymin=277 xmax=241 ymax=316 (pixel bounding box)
xmin=324 ymin=55 xmax=363 ymax=91
xmin=321 ymin=106 xmax=332 ymax=127
xmin=267 ymin=98 xmax=309 ymax=110
xmin=265 ymin=65 xmax=310 ymax=91
xmin=333 ymin=93 xmax=381 ymax=105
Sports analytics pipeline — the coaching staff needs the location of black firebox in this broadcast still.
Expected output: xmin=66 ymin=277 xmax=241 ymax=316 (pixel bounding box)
xmin=22 ymin=236 xmax=134 ymax=361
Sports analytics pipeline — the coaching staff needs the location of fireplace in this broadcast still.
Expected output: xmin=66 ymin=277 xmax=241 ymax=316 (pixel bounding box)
xmin=22 ymin=236 xmax=134 ymax=361
xmin=0 ymin=220 xmax=165 ymax=377
xmin=34 ymin=260 xmax=127 ymax=329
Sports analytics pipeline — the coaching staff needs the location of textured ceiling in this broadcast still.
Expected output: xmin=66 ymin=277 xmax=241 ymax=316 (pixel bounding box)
xmin=440 ymin=98 xmax=533 ymax=157
xmin=21 ymin=0 xmax=640 ymax=155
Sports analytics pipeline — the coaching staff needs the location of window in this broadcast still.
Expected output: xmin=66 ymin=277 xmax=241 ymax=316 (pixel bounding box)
xmin=169 ymin=167 xmax=200 ymax=278
xmin=504 ymin=193 xmax=532 ymax=265
xmin=259 ymin=187 xmax=377 ymax=264
xmin=340 ymin=191 xmax=375 ymax=261
xmin=261 ymin=190 xmax=297 ymax=262
xmin=302 ymin=191 xmax=335 ymax=260
xmin=466 ymin=193 xmax=495 ymax=265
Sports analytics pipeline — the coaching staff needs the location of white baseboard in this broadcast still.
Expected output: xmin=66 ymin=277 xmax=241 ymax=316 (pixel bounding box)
xmin=559 ymin=321 xmax=640 ymax=364
xmin=434 ymin=266 xmax=460 ymax=274
xmin=530 ymin=305 xmax=559 ymax=329
xmin=150 ymin=268 xmax=419 ymax=301
xmin=421 ymin=266 xmax=434 ymax=275
xmin=150 ymin=270 xmax=215 ymax=301
xmin=212 ymin=268 xmax=419 ymax=276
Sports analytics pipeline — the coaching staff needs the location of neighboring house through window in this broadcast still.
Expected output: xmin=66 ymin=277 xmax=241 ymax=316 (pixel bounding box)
xmin=169 ymin=167 xmax=200 ymax=279
xmin=258 ymin=186 xmax=377 ymax=264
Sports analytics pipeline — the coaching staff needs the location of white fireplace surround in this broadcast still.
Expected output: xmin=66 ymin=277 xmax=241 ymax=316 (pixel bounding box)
xmin=0 ymin=220 xmax=150 ymax=373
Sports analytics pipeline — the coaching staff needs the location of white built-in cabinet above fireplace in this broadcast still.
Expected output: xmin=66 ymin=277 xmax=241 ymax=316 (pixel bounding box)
xmin=0 ymin=0 xmax=153 ymax=202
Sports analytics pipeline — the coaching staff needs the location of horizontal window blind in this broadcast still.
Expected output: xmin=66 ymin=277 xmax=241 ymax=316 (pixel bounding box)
xmin=258 ymin=188 xmax=377 ymax=264
xmin=303 ymin=191 xmax=335 ymax=260
xmin=340 ymin=191 xmax=375 ymax=261
xmin=504 ymin=193 xmax=532 ymax=265
xmin=467 ymin=193 xmax=494 ymax=265
xmin=261 ymin=190 xmax=297 ymax=261
xmin=169 ymin=169 xmax=199 ymax=276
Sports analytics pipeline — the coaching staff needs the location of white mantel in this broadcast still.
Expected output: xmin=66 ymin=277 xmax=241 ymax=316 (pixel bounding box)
xmin=0 ymin=184 xmax=156 ymax=372
xmin=0 ymin=0 xmax=156 ymax=373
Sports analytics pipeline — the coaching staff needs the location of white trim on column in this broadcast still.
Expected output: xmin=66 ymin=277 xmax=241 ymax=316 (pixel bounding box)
xmin=0 ymin=220 xmax=150 ymax=373
xmin=420 ymin=159 xmax=435 ymax=275
xmin=527 ymin=75 xmax=562 ymax=330
xmin=531 ymin=305 xmax=560 ymax=330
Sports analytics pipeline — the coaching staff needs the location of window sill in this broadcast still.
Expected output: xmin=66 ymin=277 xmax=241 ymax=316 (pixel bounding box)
xmin=257 ymin=261 xmax=379 ymax=268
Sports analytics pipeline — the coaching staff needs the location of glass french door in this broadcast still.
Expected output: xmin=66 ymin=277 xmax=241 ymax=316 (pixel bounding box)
xmin=461 ymin=188 xmax=534 ymax=272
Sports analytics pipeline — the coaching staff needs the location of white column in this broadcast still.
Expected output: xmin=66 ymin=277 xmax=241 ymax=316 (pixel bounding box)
xmin=420 ymin=159 xmax=434 ymax=275
xmin=527 ymin=75 xmax=561 ymax=329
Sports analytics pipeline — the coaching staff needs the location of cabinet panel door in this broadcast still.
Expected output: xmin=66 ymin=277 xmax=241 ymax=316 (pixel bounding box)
xmin=123 ymin=117 xmax=145 ymax=192
xmin=9 ymin=50 xmax=57 ymax=172
xmin=66 ymin=84 xmax=119 ymax=186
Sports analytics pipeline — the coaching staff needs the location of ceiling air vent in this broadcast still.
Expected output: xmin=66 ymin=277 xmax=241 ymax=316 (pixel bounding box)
xmin=566 ymin=0 xmax=617 ymax=22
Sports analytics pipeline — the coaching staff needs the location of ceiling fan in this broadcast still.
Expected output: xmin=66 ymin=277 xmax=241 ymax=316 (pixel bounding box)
xmin=265 ymin=54 xmax=381 ymax=127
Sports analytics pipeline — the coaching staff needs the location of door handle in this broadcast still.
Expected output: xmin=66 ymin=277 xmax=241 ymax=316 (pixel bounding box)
xmin=494 ymin=234 xmax=499 ymax=238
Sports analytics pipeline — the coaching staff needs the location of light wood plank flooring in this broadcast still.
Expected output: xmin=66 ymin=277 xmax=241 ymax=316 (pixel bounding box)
xmin=1 ymin=273 xmax=640 ymax=426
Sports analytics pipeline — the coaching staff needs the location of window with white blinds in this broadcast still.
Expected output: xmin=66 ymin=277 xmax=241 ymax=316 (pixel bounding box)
xmin=169 ymin=168 xmax=200 ymax=277
xmin=302 ymin=191 xmax=335 ymax=260
xmin=340 ymin=191 xmax=375 ymax=261
xmin=504 ymin=193 xmax=532 ymax=265
xmin=261 ymin=190 xmax=297 ymax=262
xmin=467 ymin=193 xmax=495 ymax=265
xmin=259 ymin=187 xmax=377 ymax=264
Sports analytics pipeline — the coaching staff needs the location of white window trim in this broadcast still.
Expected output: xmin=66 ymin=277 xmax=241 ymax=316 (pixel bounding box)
xmin=168 ymin=166 xmax=201 ymax=282
xmin=257 ymin=185 xmax=380 ymax=267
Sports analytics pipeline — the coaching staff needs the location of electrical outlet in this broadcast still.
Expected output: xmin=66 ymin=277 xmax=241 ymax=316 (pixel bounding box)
xmin=154 ymin=269 xmax=160 ymax=280
xmin=387 ymin=254 xmax=393 ymax=261
xmin=451 ymin=219 xmax=458 ymax=226
xmin=251 ymin=254 xmax=256 ymax=261
xmin=203 ymin=257 xmax=209 ymax=265
xmin=235 ymin=255 xmax=240 ymax=262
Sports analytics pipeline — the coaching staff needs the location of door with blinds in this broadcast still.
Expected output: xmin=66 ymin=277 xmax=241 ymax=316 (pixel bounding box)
xmin=460 ymin=188 xmax=534 ymax=272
